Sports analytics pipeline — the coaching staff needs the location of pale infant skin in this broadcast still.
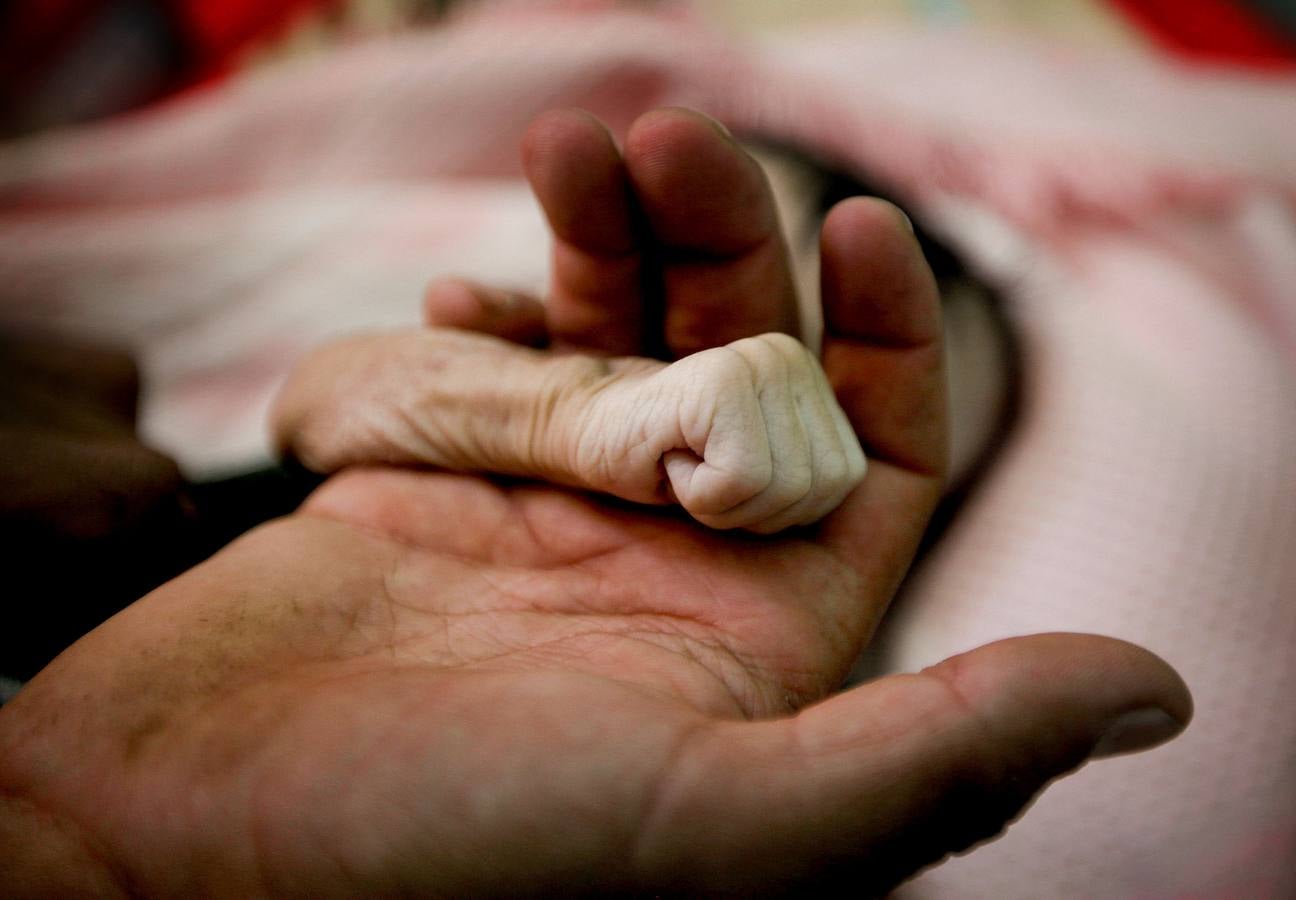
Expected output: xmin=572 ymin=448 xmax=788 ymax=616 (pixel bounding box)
xmin=276 ymin=329 xmax=866 ymax=533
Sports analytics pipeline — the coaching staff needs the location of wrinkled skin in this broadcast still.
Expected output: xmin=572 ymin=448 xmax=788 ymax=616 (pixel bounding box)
xmin=276 ymin=328 xmax=865 ymax=532
xmin=0 ymin=109 xmax=1190 ymax=898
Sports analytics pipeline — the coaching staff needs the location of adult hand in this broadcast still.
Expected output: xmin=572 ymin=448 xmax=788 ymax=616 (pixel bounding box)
xmin=0 ymin=110 xmax=1190 ymax=897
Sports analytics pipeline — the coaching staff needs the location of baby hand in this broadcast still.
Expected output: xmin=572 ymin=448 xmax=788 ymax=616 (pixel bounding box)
xmin=274 ymin=330 xmax=865 ymax=533
xmin=561 ymin=332 xmax=865 ymax=532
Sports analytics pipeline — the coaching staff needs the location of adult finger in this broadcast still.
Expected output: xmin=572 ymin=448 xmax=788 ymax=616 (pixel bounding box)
xmin=624 ymin=108 xmax=801 ymax=358
xmin=423 ymin=277 xmax=549 ymax=347
xmin=634 ymin=634 xmax=1192 ymax=896
xmin=816 ymin=197 xmax=947 ymax=603
xmin=820 ymin=198 xmax=944 ymax=466
xmin=522 ymin=108 xmax=647 ymax=354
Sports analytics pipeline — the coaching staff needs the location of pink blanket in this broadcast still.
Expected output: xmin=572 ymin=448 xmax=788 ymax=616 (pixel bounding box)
xmin=2 ymin=3 xmax=1294 ymax=895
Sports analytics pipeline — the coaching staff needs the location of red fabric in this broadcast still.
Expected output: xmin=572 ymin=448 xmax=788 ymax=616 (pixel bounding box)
xmin=165 ymin=0 xmax=334 ymax=80
xmin=1106 ymin=0 xmax=1296 ymax=70
xmin=0 ymin=1 xmax=336 ymax=99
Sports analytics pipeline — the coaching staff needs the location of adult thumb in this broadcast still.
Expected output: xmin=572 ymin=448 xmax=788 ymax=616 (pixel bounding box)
xmin=634 ymin=633 xmax=1191 ymax=896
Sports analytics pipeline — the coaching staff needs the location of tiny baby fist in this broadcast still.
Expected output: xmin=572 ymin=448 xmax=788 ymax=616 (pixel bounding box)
xmin=577 ymin=333 xmax=867 ymax=533
xmin=275 ymin=328 xmax=865 ymax=534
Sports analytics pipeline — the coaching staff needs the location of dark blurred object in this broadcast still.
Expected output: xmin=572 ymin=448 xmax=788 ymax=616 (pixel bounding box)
xmin=1108 ymin=0 xmax=1296 ymax=69
xmin=0 ymin=0 xmax=337 ymax=135
xmin=1 ymin=336 xmax=193 ymax=678
xmin=0 ymin=336 xmax=321 ymax=680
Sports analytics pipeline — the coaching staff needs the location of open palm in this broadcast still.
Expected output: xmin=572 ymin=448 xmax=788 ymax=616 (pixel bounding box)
xmin=0 ymin=110 xmax=1189 ymax=897
xmin=276 ymin=106 xmax=951 ymax=720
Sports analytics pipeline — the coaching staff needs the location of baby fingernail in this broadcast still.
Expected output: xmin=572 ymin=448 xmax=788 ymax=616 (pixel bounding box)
xmin=1090 ymin=707 xmax=1185 ymax=759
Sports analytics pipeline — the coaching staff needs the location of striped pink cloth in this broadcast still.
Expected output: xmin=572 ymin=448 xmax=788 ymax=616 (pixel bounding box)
xmin=1 ymin=3 xmax=1293 ymax=895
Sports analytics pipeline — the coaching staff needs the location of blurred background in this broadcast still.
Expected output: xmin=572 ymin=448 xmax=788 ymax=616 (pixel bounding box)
xmin=5 ymin=0 xmax=1296 ymax=134
xmin=2 ymin=2 xmax=1294 ymax=898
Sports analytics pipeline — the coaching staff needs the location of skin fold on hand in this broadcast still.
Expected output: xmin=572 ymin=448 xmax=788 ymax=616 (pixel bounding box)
xmin=273 ymin=328 xmax=866 ymax=533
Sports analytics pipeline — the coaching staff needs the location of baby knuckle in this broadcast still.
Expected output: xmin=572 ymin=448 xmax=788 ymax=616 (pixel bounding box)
xmin=773 ymin=462 xmax=814 ymax=504
xmin=719 ymin=465 xmax=771 ymax=500
xmin=815 ymin=447 xmax=849 ymax=490
xmin=754 ymin=331 xmax=805 ymax=357
xmin=752 ymin=332 xmax=812 ymax=371
xmin=695 ymin=346 xmax=757 ymax=390
xmin=685 ymin=465 xmax=767 ymax=515
xmin=845 ymin=443 xmax=868 ymax=483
